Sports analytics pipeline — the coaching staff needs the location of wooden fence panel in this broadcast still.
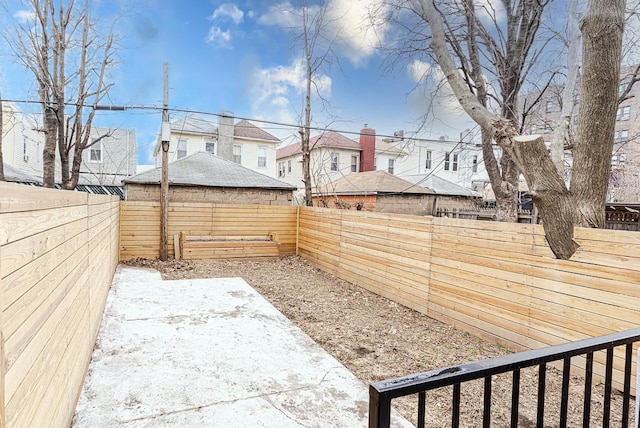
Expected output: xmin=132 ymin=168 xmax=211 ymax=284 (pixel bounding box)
xmin=297 ymin=207 xmax=640 ymax=394
xmin=0 ymin=182 xmax=119 ymax=428
xmin=119 ymin=201 xmax=298 ymax=260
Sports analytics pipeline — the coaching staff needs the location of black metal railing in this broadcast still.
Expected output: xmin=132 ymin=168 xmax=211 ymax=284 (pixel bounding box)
xmin=369 ymin=328 xmax=640 ymax=428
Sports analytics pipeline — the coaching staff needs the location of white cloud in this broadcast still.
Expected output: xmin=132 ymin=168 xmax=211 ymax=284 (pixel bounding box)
xmin=257 ymin=0 xmax=391 ymax=67
xmin=206 ymin=3 xmax=244 ymax=48
xmin=13 ymin=9 xmax=35 ymax=24
xmin=326 ymin=0 xmax=390 ymax=66
xmin=206 ymin=27 xmax=232 ymax=48
xmin=248 ymin=58 xmax=332 ymax=126
xmin=257 ymin=1 xmax=304 ymax=27
xmin=408 ymin=60 xmax=432 ymax=84
xmin=210 ymin=3 xmax=244 ymax=24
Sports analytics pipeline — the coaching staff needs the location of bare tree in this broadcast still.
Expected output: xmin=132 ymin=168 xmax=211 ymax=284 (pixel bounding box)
xmin=413 ymin=0 xmax=624 ymax=259
xmin=383 ymin=1 xmax=552 ymax=222
xmin=549 ymin=0 xmax=581 ymax=174
xmin=289 ymin=1 xmax=339 ymax=206
xmin=8 ymin=0 xmax=117 ymax=189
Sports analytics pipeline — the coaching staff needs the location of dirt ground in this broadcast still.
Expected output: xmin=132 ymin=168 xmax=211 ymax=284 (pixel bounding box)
xmin=123 ymin=256 xmax=634 ymax=427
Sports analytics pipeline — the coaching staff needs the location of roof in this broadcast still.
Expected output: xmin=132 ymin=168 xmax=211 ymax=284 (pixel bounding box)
xmin=123 ymin=152 xmax=296 ymax=190
xmin=276 ymin=142 xmax=302 ymax=159
xmin=2 ymin=164 xmax=39 ymax=183
xmin=315 ymin=170 xmax=434 ymax=196
xmin=277 ymin=131 xmax=361 ymax=159
xmin=234 ymin=120 xmax=280 ymax=142
xmin=402 ymin=174 xmax=481 ymax=197
xmin=374 ymin=139 xmax=405 ymax=155
xmin=170 ymin=114 xmax=218 ymax=136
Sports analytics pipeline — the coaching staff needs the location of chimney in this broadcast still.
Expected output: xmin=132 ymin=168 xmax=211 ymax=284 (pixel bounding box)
xmin=359 ymin=125 xmax=376 ymax=172
xmin=217 ymin=110 xmax=234 ymax=161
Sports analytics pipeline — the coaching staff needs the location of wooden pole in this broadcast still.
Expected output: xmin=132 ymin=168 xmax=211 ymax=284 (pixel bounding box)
xmin=160 ymin=63 xmax=169 ymax=261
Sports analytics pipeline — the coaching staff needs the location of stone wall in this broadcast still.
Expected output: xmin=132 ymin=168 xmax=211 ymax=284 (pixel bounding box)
xmin=125 ymin=184 xmax=293 ymax=205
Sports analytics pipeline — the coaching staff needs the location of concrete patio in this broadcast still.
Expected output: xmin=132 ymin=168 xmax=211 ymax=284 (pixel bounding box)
xmin=72 ymin=266 xmax=412 ymax=427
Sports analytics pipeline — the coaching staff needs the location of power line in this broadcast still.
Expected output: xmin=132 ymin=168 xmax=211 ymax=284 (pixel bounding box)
xmin=1 ymin=98 xmax=465 ymax=144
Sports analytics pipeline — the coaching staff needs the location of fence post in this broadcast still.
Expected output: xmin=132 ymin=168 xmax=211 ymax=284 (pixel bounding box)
xmin=369 ymin=385 xmax=391 ymax=428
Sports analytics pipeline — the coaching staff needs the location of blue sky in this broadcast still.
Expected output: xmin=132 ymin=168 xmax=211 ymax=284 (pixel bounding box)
xmin=1 ymin=0 xmax=476 ymax=165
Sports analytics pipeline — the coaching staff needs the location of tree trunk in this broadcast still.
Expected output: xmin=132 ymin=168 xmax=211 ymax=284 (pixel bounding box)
xmin=550 ymin=0 xmax=580 ymax=175
xmin=513 ymin=135 xmax=579 ymax=258
xmin=42 ymin=105 xmax=57 ymax=187
xmin=302 ymin=5 xmax=314 ymax=207
xmin=570 ymin=0 xmax=625 ymax=227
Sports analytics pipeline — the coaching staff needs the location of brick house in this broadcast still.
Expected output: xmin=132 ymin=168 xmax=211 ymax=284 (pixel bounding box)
xmin=124 ymin=152 xmax=295 ymax=205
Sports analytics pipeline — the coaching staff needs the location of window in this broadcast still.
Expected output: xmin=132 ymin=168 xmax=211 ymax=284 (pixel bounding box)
xmin=574 ymin=93 xmax=580 ymax=104
xmin=444 ymin=152 xmax=450 ymax=171
xmin=614 ymin=129 xmax=629 ymax=144
xmin=330 ymin=152 xmax=339 ymax=172
xmin=612 ymin=153 xmax=627 ymax=167
xmin=388 ymin=159 xmax=395 ymax=174
xmin=544 ymin=121 xmax=552 ymax=134
xmin=287 ymin=160 xmax=292 ymax=173
xmin=89 ymin=142 xmax=103 ymax=163
xmin=472 ymin=155 xmax=478 ymax=173
xmin=545 ymin=100 xmax=553 ymax=113
xmin=205 ymin=140 xmax=216 ymax=154
xmin=452 ymin=153 xmax=458 ymax=171
xmin=616 ymin=106 xmax=630 ymax=121
xmin=278 ymin=162 xmax=285 ymax=177
xmin=573 ymin=115 xmax=578 ymax=125
xmin=619 ymin=82 xmax=627 ymax=96
xmin=374 ymin=157 xmax=377 ymax=170
xmin=257 ymin=146 xmax=267 ymax=167
xmin=233 ymin=144 xmax=242 ymax=164
xmin=177 ymin=139 xmax=187 ymax=159
xmin=425 ymin=150 xmax=432 ymax=169
xmin=351 ymin=155 xmax=358 ymax=173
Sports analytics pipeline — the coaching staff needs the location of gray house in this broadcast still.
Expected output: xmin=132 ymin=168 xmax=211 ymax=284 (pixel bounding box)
xmin=123 ymin=151 xmax=296 ymax=205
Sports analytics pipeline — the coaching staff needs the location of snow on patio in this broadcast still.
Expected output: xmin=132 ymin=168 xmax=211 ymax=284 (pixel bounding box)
xmin=72 ymin=266 xmax=412 ymax=427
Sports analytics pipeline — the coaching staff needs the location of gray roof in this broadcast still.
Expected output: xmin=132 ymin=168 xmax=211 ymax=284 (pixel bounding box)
xmin=234 ymin=119 xmax=280 ymax=142
xmin=401 ymin=174 xmax=481 ymax=197
xmin=170 ymin=114 xmax=218 ymax=136
xmin=3 ymin=164 xmax=39 ymax=183
xmin=123 ymin=152 xmax=296 ymax=190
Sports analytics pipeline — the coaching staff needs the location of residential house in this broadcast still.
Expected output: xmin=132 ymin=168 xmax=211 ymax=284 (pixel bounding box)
xmin=153 ymin=112 xmax=280 ymax=178
xmin=276 ymin=125 xmax=487 ymax=203
xmin=520 ymin=65 xmax=640 ymax=202
xmin=312 ymin=170 xmax=436 ymax=215
xmin=1 ymin=102 xmax=137 ymax=188
xmin=276 ymin=130 xmax=362 ymax=195
xmin=124 ymin=151 xmax=295 ymax=205
xmin=401 ymin=174 xmax=482 ymax=212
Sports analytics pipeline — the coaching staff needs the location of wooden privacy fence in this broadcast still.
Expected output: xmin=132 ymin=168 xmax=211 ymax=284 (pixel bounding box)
xmin=0 ymin=182 xmax=120 ymax=428
xmin=297 ymin=207 xmax=640 ymax=394
xmin=119 ymin=201 xmax=298 ymax=260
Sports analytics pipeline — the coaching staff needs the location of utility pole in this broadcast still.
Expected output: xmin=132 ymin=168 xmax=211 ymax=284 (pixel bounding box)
xmin=160 ymin=63 xmax=170 ymax=261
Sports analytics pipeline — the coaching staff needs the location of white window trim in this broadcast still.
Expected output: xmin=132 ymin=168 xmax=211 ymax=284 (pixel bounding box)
xmin=88 ymin=142 xmax=103 ymax=163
